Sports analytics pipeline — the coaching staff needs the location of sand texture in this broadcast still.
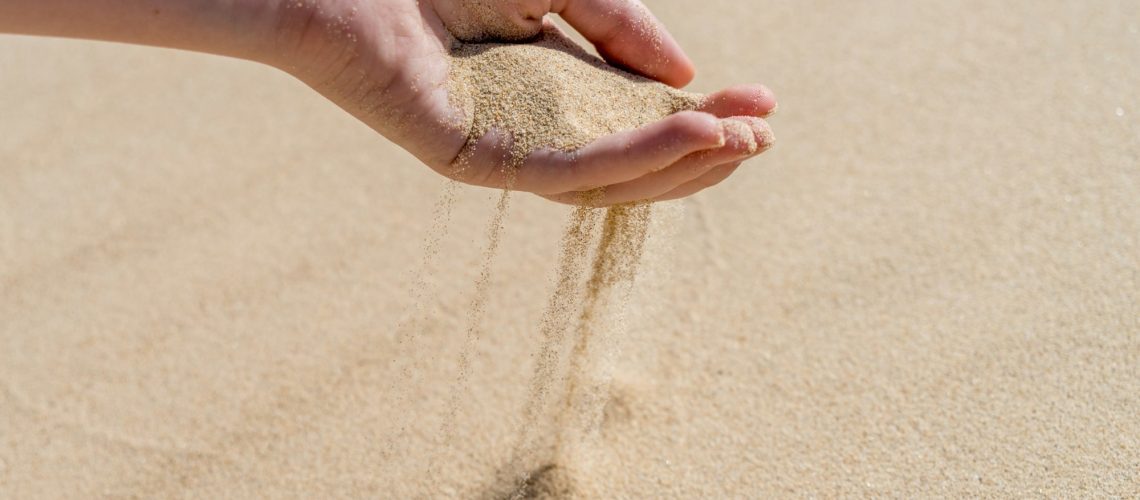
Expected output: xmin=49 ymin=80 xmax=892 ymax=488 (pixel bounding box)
xmin=448 ymin=25 xmax=701 ymax=168
xmin=2 ymin=0 xmax=1139 ymax=497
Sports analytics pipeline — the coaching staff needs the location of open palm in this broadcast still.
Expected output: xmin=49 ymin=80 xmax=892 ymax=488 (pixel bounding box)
xmin=278 ymin=0 xmax=776 ymax=206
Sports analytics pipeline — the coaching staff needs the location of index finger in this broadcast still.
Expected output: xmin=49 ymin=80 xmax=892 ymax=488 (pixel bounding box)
xmin=552 ymin=0 xmax=696 ymax=87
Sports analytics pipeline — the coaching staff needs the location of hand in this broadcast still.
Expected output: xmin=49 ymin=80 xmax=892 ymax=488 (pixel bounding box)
xmin=0 ymin=0 xmax=775 ymax=206
xmin=274 ymin=0 xmax=777 ymax=206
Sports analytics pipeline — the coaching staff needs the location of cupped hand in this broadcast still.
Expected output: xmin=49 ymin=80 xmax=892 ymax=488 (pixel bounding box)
xmin=272 ymin=0 xmax=776 ymax=206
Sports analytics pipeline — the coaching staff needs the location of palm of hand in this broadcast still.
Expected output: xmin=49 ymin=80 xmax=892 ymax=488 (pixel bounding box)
xmin=284 ymin=0 xmax=776 ymax=206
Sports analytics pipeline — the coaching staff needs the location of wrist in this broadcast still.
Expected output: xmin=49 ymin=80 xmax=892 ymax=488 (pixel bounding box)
xmin=198 ymin=0 xmax=300 ymax=65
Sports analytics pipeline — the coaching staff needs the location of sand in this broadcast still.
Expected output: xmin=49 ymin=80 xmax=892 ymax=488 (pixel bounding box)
xmin=440 ymin=27 xmax=698 ymax=496
xmin=447 ymin=25 xmax=702 ymax=172
xmin=438 ymin=0 xmax=542 ymax=42
xmin=2 ymin=0 xmax=1139 ymax=497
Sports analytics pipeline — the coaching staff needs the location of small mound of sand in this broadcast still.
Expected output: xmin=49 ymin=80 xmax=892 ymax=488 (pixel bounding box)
xmin=448 ymin=26 xmax=703 ymax=169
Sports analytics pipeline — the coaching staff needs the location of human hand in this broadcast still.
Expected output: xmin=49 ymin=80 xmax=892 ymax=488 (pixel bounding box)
xmin=271 ymin=0 xmax=777 ymax=205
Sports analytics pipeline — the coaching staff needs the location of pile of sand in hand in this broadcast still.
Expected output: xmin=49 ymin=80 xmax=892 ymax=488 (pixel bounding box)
xmin=447 ymin=25 xmax=704 ymax=173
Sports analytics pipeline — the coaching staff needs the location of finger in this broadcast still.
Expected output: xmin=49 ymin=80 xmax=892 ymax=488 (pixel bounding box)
xmin=544 ymin=116 xmax=773 ymax=205
xmin=553 ymin=0 xmax=696 ymax=87
xmin=653 ymin=162 xmax=742 ymax=202
xmin=699 ymin=84 xmax=779 ymax=118
xmin=515 ymin=110 xmax=723 ymax=194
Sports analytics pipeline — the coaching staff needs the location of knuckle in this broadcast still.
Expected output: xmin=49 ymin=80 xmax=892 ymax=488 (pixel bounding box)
xmin=668 ymin=111 xmax=717 ymax=143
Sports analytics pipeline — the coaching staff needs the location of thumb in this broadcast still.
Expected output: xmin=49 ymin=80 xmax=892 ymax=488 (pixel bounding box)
xmin=552 ymin=0 xmax=696 ymax=88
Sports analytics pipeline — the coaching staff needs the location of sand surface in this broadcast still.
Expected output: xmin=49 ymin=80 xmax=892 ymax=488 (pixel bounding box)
xmin=2 ymin=0 xmax=1138 ymax=497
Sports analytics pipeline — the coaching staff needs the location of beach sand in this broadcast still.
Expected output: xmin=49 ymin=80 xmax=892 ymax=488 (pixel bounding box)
xmin=2 ymin=0 xmax=1138 ymax=497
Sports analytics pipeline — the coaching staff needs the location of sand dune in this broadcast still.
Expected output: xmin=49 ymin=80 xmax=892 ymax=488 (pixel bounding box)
xmin=2 ymin=0 xmax=1138 ymax=497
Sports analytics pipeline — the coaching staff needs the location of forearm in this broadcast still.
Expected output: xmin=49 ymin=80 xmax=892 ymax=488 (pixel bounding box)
xmin=0 ymin=0 xmax=283 ymax=62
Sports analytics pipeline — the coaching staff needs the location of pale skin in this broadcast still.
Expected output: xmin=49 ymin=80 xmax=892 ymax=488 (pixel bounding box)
xmin=0 ymin=0 xmax=777 ymax=206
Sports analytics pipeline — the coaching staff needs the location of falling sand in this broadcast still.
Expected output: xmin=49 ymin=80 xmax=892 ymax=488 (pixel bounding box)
xmin=425 ymin=25 xmax=705 ymax=497
xmin=382 ymin=181 xmax=458 ymax=465
xmin=508 ymin=203 xmax=656 ymax=499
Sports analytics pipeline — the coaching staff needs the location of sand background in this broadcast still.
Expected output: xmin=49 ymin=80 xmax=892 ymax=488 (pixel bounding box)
xmin=2 ymin=0 xmax=1138 ymax=497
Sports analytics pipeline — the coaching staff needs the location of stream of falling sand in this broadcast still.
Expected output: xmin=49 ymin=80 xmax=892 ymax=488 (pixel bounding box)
xmin=552 ymin=203 xmax=653 ymax=464
xmin=429 ymin=163 xmax=517 ymax=490
xmin=381 ymin=180 xmax=459 ymax=465
xmin=494 ymin=202 xmax=654 ymax=499
xmin=487 ymin=201 xmax=602 ymax=495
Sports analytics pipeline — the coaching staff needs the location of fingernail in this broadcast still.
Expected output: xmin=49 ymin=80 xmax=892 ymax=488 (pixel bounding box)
xmin=763 ymin=102 xmax=779 ymax=118
xmin=714 ymin=129 xmax=727 ymax=148
xmin=722 ymin=120 xmax=759 ymax=154
xmin=757 ymin=127 xmax=776 ymax=152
